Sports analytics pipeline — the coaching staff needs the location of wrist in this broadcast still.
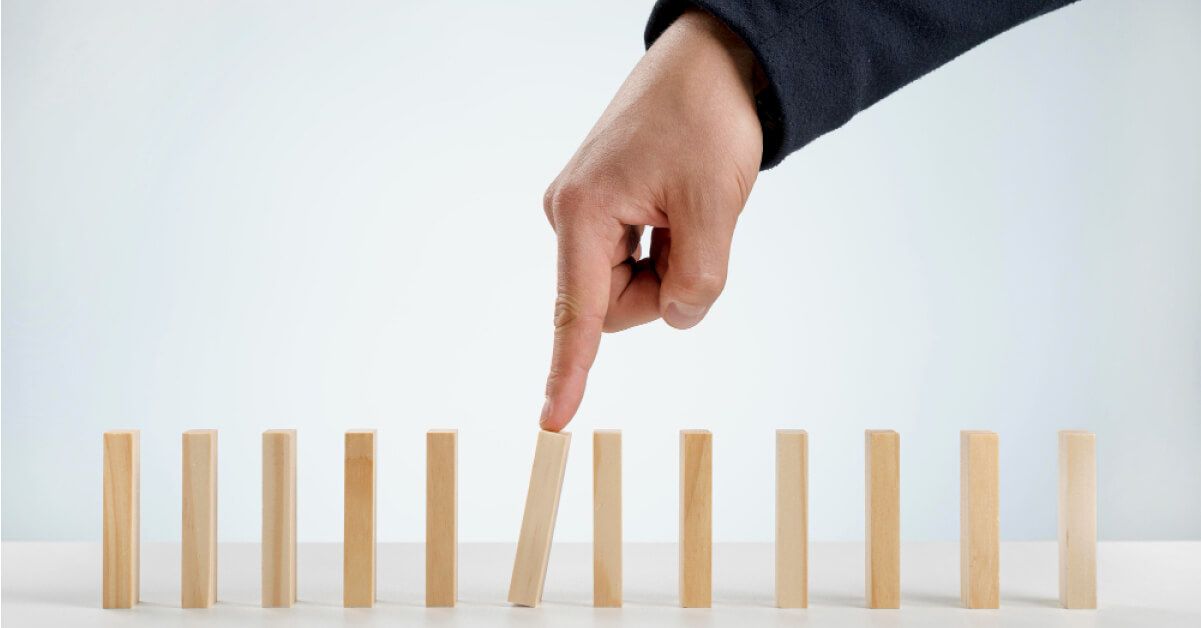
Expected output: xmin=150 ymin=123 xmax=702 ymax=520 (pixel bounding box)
xmin=671 ymin=8 xmax=762 ymax=96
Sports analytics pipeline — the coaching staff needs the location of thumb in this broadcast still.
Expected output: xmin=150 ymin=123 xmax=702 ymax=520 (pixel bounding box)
xmin=658 ymin=203 xmax=736 ymax=330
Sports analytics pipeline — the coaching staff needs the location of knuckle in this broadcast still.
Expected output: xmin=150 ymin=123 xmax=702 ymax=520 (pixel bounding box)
xmin=671 ymin=269 xmax=726 ymax=301
xmin=553 ymin=293 xmax=602 ymax=330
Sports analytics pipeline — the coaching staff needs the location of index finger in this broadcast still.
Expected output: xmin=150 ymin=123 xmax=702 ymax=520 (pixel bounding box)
xmin=539 ymin=223 xmax=611 ymax=432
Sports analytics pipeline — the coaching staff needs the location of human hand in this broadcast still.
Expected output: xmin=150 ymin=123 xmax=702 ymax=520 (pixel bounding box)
xmin=539 ymin=9 xmax=763 ymax=431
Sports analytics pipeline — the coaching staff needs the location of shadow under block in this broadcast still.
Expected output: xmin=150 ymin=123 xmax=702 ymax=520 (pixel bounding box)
xmin=508 ymin=430 xmax=571 ymax=607
xmin=593 ymin=430 xmax=622 ymax=608
xmin=182 ymin=430 xmax=217 ymax=609
xmin=344 ymin=430 xmax=376 ymax=608
xmin=960 ymin=430 xmax=999 ymax=609
xmin=680 ymin=430 xmax=713 ymax=608
xmin=103 ymin=430 xmax=140 ymax=609
xmin=426 ymin=429 xmax=457 ymax=607
xmin=776 ymin=429 xmax=808 ymax=608
xmin=865 ymin=429 xmax=900 ymax=609
xmin=1058 ymin=430 xmax=1097 ymax=609
xmin=262 ymin=429 xmax=297 ymax=608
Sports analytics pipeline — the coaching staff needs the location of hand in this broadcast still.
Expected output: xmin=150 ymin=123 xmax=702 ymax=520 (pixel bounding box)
xmin=539 ymin=9 xmax=763 ymax=431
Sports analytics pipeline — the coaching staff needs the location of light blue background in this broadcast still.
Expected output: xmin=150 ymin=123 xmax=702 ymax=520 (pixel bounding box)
xmin=3 ymin=0 xmax=1199 ymax=543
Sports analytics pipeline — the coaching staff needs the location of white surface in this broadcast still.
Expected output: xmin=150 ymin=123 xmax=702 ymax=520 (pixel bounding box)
xmin=3 ymin=541 xmax=1199 ymax=626
xmin=5 ymin=0 xmax=1201 ymax=545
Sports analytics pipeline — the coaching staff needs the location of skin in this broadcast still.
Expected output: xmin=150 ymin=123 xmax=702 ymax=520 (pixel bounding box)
xmin=539 ymin=10 xmax=763 ymax=432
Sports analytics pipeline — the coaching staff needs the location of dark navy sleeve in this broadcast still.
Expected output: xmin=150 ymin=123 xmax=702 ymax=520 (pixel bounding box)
xmin=646 ymin=0 xmax=1080 ymax=169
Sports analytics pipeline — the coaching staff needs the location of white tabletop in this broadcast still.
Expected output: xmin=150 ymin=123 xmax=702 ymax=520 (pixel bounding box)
xmin=3 ymin=541 xmax=1198 ymax=627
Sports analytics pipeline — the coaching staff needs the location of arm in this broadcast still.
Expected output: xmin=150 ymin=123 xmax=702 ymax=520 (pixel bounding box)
xmin=540 ymin=0 xmax=1080 ymax=431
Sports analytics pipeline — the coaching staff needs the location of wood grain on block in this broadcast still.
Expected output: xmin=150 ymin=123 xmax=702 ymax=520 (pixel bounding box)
xmin=865 ymin=429 xmax=900 ymax=609
xmin=960 ymin=430 xmax=999 ymax=609
xmin=426 ymin=429 xmax=457 ymax=607
xmin=679 ymin=429 xmax=712 ymax=608
xmin=776 ymin=429 xmax=808 ymax=608
xmin=508 ymin=430 xmax=571 ymax=607
xmin=593 ymin=430 xmax=622 ymax=607
xmin=262 ymin=429 xmax=297 ymax=608
xmin=103 ymin=430 xmax=140 ymax=609
xmin=344 ymin=430 xmax=376 ymax=608
xmin=181 ymin=430 xmax=217 ymax=609
xmin=1058 ymin=430 xmax=1097 ymax=609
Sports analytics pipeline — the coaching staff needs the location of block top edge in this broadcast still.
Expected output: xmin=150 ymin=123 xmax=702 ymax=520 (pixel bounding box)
xmin=776 ymin=428 xmax=808 ymax=435
xmin=680 ymin=429 xmax=712 ymax=434
xmin=184 ymin=429 xmax=217 ymax=435
xmin=346 ymin=428 xmax=377 ymax=434
xmin=593 ymin=429 xmax=621 ymax=434
xmin=104 ymin=429 xmax=140 ymax=435
xmin=427 ymin=428 xmax=458 ymax=434
xmin=263 ymin=428 xmax=297 ymax=435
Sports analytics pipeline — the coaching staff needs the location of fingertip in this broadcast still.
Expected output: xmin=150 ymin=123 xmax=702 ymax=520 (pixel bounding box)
xmin=663 ymin=301 xmax=709 ymax=329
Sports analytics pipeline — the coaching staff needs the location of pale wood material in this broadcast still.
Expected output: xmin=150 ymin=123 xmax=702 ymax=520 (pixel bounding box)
xmin=865 ymin=429 xmax=900 ymax=609
xmin=182 ymin=429 xmax=217 ymax=609
xmin=103 ymin=430 xmax=140 ymax=609
xmin=592 ymin=430 xmax=622 ymax=608
xmin=775 ymin=429 xmax=808 ymax=608
xmin=344 ymin=430 xmax=376 ymax=607
xmin=960 ymin=430 xmax=999 ymax=609
xmin=508 ymin=430 xmax=571 ymax=607
xmin=262 ymin=429 xmax=297 ymax=608
xmin=1058 ymin=430 xmax=1097 ymax=609
xmin=426 ymin=429 xmax=457 ymax=607
xmin=679 ymin=429 xmax=712 ymax=608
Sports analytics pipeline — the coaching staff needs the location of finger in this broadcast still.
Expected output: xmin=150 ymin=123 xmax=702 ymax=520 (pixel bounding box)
xmin=658 ymin=201 xmax=736 ymax=330
xmin=540 ymin=222 xmax=612 ymax=432
xmin=604 ymin=257 xmax=661 ymax=332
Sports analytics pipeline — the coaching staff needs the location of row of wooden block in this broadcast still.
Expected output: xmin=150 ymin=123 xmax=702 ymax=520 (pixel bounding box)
xmin=101 ymin=428 xmax=1097 ymax=611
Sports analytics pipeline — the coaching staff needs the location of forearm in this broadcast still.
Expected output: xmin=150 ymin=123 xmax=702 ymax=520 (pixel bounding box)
xmin=646 ymin=0 xmax=1081 ymax=169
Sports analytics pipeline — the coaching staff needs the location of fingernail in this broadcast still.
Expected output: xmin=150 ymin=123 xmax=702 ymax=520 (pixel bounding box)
xmin=539 ymin=397 xmax=553 ymax=428
xmin=665 ymin=301 xmax=708 ymax=329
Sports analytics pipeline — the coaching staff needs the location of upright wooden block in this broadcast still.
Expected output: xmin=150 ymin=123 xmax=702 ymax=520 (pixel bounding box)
xmin=593 ymin=430 xmax=622 ymax=608
xmin=680 ymin=429 xmax=712 ymax=608
xmin=426 ymin=429 xmax=457 ymax=607
xmin=865 ymin=429 xmax=900 ymax=609
xmin=960 ymin=430 xmax=999 ymax=609
xmin=262 ymin=429 xmax=297 ymax=608
xmin=344 ymin=429 xmax=376 ymax=608
xmin=1058 ymin=430 xmax=1097 ymax=609
xmin=508 ymin=430 xmax=571 ymax=607
xmin=182 ymin=429 xmax=217 ymax=609
xmin=103 ymin=430 xmax=140 ymax=609
xmin=776 ymin=429 xmax=808 ymax=608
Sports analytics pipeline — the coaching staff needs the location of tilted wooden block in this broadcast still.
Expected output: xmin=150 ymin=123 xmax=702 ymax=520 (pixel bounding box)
xmin=426 ymin=429 xmax=458 ymax=607
xmin=776 ymin=429 xmax=808 ymax=608
xmin=262 ymin=429 xmax=297 ymax=608
xmin=508 ymin=430 xmax=571 ymax=607
xmin=593 ymin=430 xmax=622 ymax=608
xmin=182 ymin=429 xmax=217 ymax=609
xmin=960 ymin=430 xmax=999 ymax=609
xmin=680 ymin=429 xmax=712 ymax=608
xmin=103 ymin=430 xmax=140 ymax=609
xmin=1058 ymin=430 xmax=1097 ymax=609
xmin=865 ymin=429 xmax=900 ymax=609
xmin=344 ymin=429 xmax=376 ymax=608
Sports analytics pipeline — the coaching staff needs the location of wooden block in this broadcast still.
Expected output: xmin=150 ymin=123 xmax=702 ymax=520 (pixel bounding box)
xmin=593 ymin=430 xmax=622 ymax=608
xmin=182 ymin=429 xmax=217 ymax=608
xmin=103 ymin=430 xmax=140 ymax=609
xmin=1058 ymin=430 xmax=1097 ymax=609
xmin=960 ymin=430 xmax=999 ymax=609
xmin=865 ymin=429 xmax=900 ymax=609
xmin=344 ymin=429 xmax=376 ymax=607
xmin=262 ymin=429 xmax=297 ymax=608
xmin=426 ymin=429 xmax=457 ymax=607
xmin=680 ymin=429 xmax=712 ymax=608
xmin=776 ymin=429 xmax=808 ymax=608
xmin=507 ymin=430 xmax=571 ymax=607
